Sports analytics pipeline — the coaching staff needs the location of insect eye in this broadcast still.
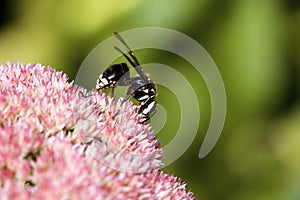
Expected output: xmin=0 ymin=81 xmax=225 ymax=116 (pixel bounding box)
xmin=95 ymin=32 xmax=157 ymax=123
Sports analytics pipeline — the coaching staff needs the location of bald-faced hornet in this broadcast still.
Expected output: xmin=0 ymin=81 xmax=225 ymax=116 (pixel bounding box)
xmin=96 ymin=32 xmax=157 ymax=122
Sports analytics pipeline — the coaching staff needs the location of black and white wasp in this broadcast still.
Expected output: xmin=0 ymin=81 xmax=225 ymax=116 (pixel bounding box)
xmin=96 ymin=32 xmax=157 ymax=123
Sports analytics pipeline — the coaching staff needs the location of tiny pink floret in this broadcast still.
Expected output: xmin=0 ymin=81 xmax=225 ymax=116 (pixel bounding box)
xmin=0 ymin=62 xmax=195 ymax=199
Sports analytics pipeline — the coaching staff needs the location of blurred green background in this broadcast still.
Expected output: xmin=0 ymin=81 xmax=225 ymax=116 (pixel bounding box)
xmin=1 ymin=0 xmax=300 ymax=199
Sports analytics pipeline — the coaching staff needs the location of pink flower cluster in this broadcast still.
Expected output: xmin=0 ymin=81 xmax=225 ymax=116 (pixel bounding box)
xmin=0 ymin=62 xmax=195 ymax=199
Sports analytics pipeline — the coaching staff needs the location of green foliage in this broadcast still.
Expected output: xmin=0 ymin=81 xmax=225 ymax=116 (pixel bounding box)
xmin=1 ymin=0 xmax=300 ymax=199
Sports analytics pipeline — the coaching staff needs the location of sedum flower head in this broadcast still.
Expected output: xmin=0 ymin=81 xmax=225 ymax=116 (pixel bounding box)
xmin=0 ymin=62 xmax=195 ymax=199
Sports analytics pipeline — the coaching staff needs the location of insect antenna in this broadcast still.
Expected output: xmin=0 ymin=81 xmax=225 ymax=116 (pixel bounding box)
xmin=113 ymin=46 xmax=136 ymax=70
xmin=113 ymin=32 xmax=140 ymax=66
xmin=113 ymin=32 xmax=149 ymax=82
